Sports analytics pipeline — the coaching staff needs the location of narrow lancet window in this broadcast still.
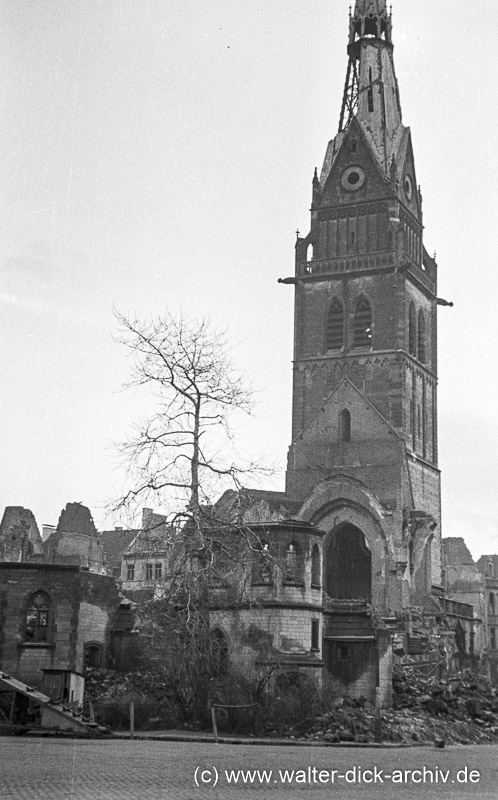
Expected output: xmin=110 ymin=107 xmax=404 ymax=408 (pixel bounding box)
xmin=408 ymin=302 xmax=417 ymax=356
xmin=338 ymin=409 xmax=351 ymax=442
xmin=418 ymin=310 xmax=426 ymax=363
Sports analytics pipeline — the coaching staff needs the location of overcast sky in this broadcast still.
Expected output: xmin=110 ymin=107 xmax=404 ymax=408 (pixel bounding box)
xmin=1 ymin=0 xmax=498 ymax=559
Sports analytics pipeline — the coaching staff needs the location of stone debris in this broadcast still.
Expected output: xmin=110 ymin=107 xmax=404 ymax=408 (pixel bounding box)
xmin=85 ymin=666 xmax=498 ymax=743
xmin=282 ymin=668 xmax=498 ymax=745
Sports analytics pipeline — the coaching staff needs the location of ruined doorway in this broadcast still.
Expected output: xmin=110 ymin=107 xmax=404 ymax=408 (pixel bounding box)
xmin=325 ymin=524 xmax=371 ymax=601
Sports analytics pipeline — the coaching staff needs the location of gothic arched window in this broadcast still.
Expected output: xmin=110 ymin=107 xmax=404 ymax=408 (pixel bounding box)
xmin=418 ymin=310 xmax=426 ymax=363
xmin=353 ymin=298 xmax=372 ymax=348
xmin=311 ymin=544 xmax=321 ymax=587
xmin=25 ymin=591 xmax=51 ymax=643
xmin=325 ymin=299 xmax=344 ymax=351
xmin=338 ymin=409 xmax=351 ymax=442
xmin=408 ymin=302 xmax=417 ymax=356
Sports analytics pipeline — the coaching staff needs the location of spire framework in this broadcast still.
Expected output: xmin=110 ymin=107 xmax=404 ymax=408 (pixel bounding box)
xmin=339 ymin=1 xmax=393 ymax=132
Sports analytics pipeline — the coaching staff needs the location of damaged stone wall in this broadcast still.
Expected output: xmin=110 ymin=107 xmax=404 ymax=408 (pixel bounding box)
xmin=0 ymin=562 xmax=121 ymax=689
xmin=0 ymin=506 xmax=44 ymax=562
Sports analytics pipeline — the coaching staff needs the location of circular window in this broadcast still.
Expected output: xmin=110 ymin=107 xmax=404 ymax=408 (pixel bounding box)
xmin=341 ymin=166 xmax=366 ymax=191
xmin=404 ymin=175 xmax=413 ymax=200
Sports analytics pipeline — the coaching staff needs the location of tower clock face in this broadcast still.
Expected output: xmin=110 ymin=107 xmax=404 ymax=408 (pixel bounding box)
xmin=341 ymin=165 xmax=366 ymax=191
xmin=404 ymin=175 xmax=413 ymax=200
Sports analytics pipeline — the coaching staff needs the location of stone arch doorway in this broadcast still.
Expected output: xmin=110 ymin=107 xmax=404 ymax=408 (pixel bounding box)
xmin=325 ymin=524 xmax=371 ymax=601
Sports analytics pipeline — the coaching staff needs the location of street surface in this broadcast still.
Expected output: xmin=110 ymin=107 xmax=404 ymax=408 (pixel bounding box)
xmin=0 ymin=737 xmax=497 ymax=799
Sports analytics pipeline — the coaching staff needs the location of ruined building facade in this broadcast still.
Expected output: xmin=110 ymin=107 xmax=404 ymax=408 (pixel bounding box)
xmin=207 ymin=0 xmax=458 ymax=703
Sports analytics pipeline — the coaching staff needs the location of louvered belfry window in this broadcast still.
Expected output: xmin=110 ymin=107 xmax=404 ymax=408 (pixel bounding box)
xmin=325 ymin=299 xmax=344 ymax=350
xmin=353 ymin=298 xmax=372 ymax=347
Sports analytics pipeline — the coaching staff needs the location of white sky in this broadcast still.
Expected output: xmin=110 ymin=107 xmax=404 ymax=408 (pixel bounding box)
xmin=1 ymin=0 xmax=498 ymax=560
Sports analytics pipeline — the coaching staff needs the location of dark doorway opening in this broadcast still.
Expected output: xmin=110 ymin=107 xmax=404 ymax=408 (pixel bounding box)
xmin=325 ymin=524 xmax=371 ymax=601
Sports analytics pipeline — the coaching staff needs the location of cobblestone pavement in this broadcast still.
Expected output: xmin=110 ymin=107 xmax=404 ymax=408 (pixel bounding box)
xmin=0 ymin=737 xmax=497 ymax=799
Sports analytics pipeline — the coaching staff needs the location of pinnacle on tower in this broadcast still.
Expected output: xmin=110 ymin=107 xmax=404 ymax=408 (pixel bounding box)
xmin=350 ymin=1 xmax=392 ymax=44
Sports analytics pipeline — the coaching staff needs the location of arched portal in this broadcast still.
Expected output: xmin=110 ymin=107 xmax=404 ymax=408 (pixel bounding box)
xmin=325 ymin=524 xmax=371 ymax=601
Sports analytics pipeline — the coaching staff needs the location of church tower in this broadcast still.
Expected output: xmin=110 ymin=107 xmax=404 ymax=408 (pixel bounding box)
xmin=285 ymin=0 xmax=443 ymax=614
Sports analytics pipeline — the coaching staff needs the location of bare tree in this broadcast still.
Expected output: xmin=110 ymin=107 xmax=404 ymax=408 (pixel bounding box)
xmin=113 ymin=309 xmax=270 ymax=722
xmin=114 ymin=309 xmax=259 ymax=523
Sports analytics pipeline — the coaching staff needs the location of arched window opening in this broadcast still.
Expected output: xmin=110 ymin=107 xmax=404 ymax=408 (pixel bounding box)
xmin=325 ymin=525 xmax=371 ymax=601
xmin=84 ymin=642 xmax=103 ymax=670
xmin=284 ymin=542 xmax=304 ymax=584
xmin=489 ymin=561 xmax=495 ymax=578
xmin=311 ymin=544 xmax=321 ymax=587
xmin=252 ymin=540 xmax=272 ymax=585
xmin=25 ymin=591 xmax=51 ymax=642
xmin=338 ymin=409 xmax=351 ymax=442
xmin=353 ymin=298 xmax=372 ymax=348
xmin=306 ymin=242 xmax=315 ymax=261
xmin=325 ymin=299 xmax=344 ymax=351
xmin=408 ymin=302 xmax=417 ymax=356
xmin=418 ymin=310 xmax=426 ymax=363
xmin=210 ymin=629 xmax=229 ymax=677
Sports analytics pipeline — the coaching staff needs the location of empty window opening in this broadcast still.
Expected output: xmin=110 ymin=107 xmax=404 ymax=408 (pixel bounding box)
xmin=418 ymin=310 xmax=426 ymax=363
xmin=491 ymin=628 xmax=497 ymax=650
xmin=367 ymin=68 xmax=374 ymax=112
xmin=489 ymin=561 xmax=495 ymax=578
xmin=489 ymin=592 xmax=495 ymax=615
xmin=408 ymin=302 xmax=417 ymax=356
xmin=325 ymin=298 xmax=344 ymax=350
xmin=353 ymin=297 xmax=372 ymax=347
xmin=25 ymin=591 xmax=51 ymax=643
xmin=311 ymin=620 xmax=320 ymax=651
xmin=311 ymin=544 xmax=321 ymax=587
xmin=306 ymin=243 xmax=315 ymax=261
xmin=350 ymin=231 xmax=356 ymax=248
xmin=339 ymin=644 xmax=351 ymax=661
xmin=338 ymin=409 xmax=351 ymax=442
xmin=253 ymin=541 xmax=272 ymax=584
xmin=284 ymin=542 xmax=304 ymax=584
xmin=417 ymin=407 xmax=421 ymax=440
xmin=84 ymin=643 xmax=103 ymax=670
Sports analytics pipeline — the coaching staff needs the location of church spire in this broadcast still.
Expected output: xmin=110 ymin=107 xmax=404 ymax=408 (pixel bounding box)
xmin=338 ymin=0 xmax=400 ymax=173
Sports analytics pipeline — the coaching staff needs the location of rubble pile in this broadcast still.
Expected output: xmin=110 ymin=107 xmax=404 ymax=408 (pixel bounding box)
xmin=84 ymin=667 xmax=498 ymax=743
xmin=84 ymin=669 xmax=174 ymax=705
xmin=291 ymin=668 xmax=498 ymax=745
xmin=83 ymin=669 xmax=183 ymax=730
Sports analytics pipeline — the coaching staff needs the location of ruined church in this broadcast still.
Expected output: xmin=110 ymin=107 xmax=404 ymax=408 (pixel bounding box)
xmin=199 ymin=0 xmax=454 ymax=705
xmin=2 ymin=2 xmax=489 ymax=708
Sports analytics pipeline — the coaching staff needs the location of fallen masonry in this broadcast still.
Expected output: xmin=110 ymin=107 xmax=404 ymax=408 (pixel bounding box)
xmin=83 ymin=665 xmax=498 ymax=745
